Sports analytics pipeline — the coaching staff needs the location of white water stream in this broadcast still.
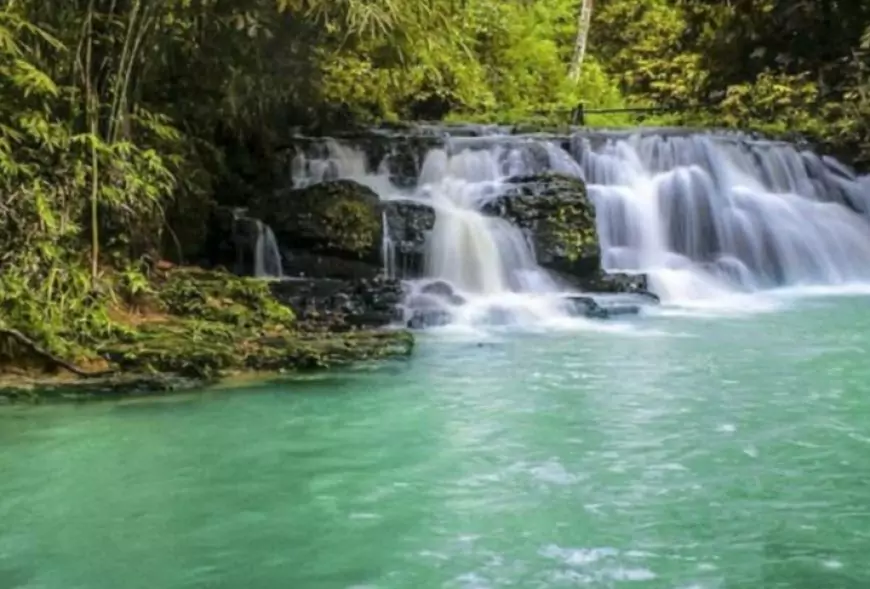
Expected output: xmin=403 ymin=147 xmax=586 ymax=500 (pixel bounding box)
xmin=575 ymin=133 xmax=870 ymax=305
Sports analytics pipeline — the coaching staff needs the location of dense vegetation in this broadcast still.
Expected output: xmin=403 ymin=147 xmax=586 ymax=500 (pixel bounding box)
xmin=0 ymin=0 xmax=868 ymax=365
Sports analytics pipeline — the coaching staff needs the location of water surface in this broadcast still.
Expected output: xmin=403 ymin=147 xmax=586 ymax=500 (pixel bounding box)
xmin=2 ymin=294 xmax=870 ymax=588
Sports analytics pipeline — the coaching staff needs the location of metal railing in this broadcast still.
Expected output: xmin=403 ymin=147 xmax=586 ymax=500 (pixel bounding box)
xmin=569 ymin=103 xmax=705 ymax=126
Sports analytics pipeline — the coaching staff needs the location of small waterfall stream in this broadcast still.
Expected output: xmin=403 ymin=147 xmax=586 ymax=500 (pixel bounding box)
xmin=253 ymin=220 xmax=283 ymax=279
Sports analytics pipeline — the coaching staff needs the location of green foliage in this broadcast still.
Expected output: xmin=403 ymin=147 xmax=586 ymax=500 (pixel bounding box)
xmin=591 ymin=0 xmax=707 ymax=107
xmin=587 ymin=0 xmax=870 ymax=165
xmin=716 ymin=72 xmax=823 ymax=136
xmin=310 ymin=0 xmax=626 ymax=121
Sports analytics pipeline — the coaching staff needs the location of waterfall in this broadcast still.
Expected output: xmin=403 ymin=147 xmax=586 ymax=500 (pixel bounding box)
xmin=289 ymin=136 xmax=578 ymax=325
xmin=253 ymin=220 xmax=283 ymax=279
xmin=286 ymin=127 xmax=870 ymax=321
xmin=573 ymin=133 xmax=870 ymax=301
xmin=381 ymin=210 xmax=397 ymax=279
xmin=291 ymin=139 xmax=369 ymax=188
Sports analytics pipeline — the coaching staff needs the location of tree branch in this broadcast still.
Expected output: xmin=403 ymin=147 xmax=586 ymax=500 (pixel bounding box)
xmin=0 ymin=327 xmax=115 ymax=378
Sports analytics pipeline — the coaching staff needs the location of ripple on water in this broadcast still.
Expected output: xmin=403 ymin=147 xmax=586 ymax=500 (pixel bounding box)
xmin=540 ymin=544 xmax=657 ymax=584
xmin=4 ymin=295 xmax=870 ymax=589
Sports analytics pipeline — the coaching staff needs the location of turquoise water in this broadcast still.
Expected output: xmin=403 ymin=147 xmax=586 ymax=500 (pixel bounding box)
xmin=2 ymin=293 xmax=870 ymax=588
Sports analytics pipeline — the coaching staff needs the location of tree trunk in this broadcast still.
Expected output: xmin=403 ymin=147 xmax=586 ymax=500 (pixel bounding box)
xmin=569 ymin=0 xmax=594 ymax=83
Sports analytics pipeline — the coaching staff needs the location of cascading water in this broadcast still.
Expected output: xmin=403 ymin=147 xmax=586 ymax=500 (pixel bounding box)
xmin=290 ymin=136 xmax=588 ymax=327
xmin=253 ymin=220 xmax=284 ymax=279
xmin=288 ymin=127 xmax=870 ymax=324
xmin=417 ymin=145 xmax=556 ymax=295
xmin=381 ymin=210 xmax=397 ymax=280
xmin=573 ymin=133 xmax=870 ymax=303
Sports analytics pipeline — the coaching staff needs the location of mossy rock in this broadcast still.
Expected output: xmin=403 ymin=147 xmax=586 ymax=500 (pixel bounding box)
xmin=484 ymin=173 xmax=601 ymax=279
xmin=156 ymin=267 xmax=295 ymax=330
xmin=253 ymin=179 xmax=382 ymax=265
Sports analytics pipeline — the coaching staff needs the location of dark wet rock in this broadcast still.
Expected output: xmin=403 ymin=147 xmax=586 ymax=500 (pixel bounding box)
xmin=277 ymin=249 xmax=382 ymax=281
xmin=562 ymin=295 xmax=608 ymax=319
xmin=565 ymin=270 xmax=659 ymax=301
xmin=252 ymin=180 xmax=383 ymax=276
xmin=403 ymin=290 xmax=456 ymax=329
xmin=420 ymin=280 xmax=466 ymax=305
xmin=345 ymin=311 xmax=399 ymax=329
xmin=407 ymin=309 xmax=452 ymax=330
xmin=269 ymin=276 xmax=404 ymax=330
xmin=383 ymin=200 xmax=436 ymax=278
xmin=484 ymin=173 xmax=600 ymax=280
xmin=0 ymin=373 xmax=208 ymax=404
xmin=562 ymin=295 xmax=642 ymax=319
xmin=600 ymin=303 xmax=642 ymax=317
xmin=420 ymin=280 xmax=453 ymax=297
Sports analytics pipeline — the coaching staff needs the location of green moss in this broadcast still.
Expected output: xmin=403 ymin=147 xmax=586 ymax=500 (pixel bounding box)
xmin=322 ymin=198 xmax=380 ymax=255
xmin=491 ymin=173 xmax=601 ymax=279
xmin=97 ymin=267 xmax=411 ymax=380
xmin=255 ymin=179 xmax=382 ymax=261
xmin=550 ymin=198 xmax=599 ymax=262
xmin=157 ymin=267 xmax=295 ymax=329
xmin=529 ymin=173 xmax=600 ymax=263
xmin=99 ymin=318 xmax=413 ymax=380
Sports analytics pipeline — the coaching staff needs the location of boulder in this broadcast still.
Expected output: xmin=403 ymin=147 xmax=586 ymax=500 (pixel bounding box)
xmin=561 ymin=269 xmax=659 ymax=301
xmin=252 ymin=180 xmax=383 ymax=277
xmin=420 ymin=280 xmax=466 ymax=305
xmin=406 ymin=307 xmax=452 ymax=330
xmin=484 ymin=173 xmax=600 ymax=280
xmin=561 ymin=295 xmax=643 ymax=319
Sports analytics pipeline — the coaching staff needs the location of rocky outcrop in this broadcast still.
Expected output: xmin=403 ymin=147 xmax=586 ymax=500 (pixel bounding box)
xmin=484 ymin=173 xmax=600 ymax=279
xmin=269 ymin=276 xmax=403 ymax=330
xmin=557 ymin=269 xmax=658 ymax=301
xmin=252 ymin=180 xmax=383 ymax=278
xmin=0 ymin=267 xmax=415 ymax=403
xmin=383 ymin=199 xmax=435 ymax=278
xmin=404 ymin=280 xmax=466 ymax=329
xmin=560 ymin=295 xmax=642 ymax=319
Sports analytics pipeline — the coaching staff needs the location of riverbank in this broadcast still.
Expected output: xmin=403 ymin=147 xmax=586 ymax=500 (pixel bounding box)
xmin=0 ymin=266 xmax=414 ymax=404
